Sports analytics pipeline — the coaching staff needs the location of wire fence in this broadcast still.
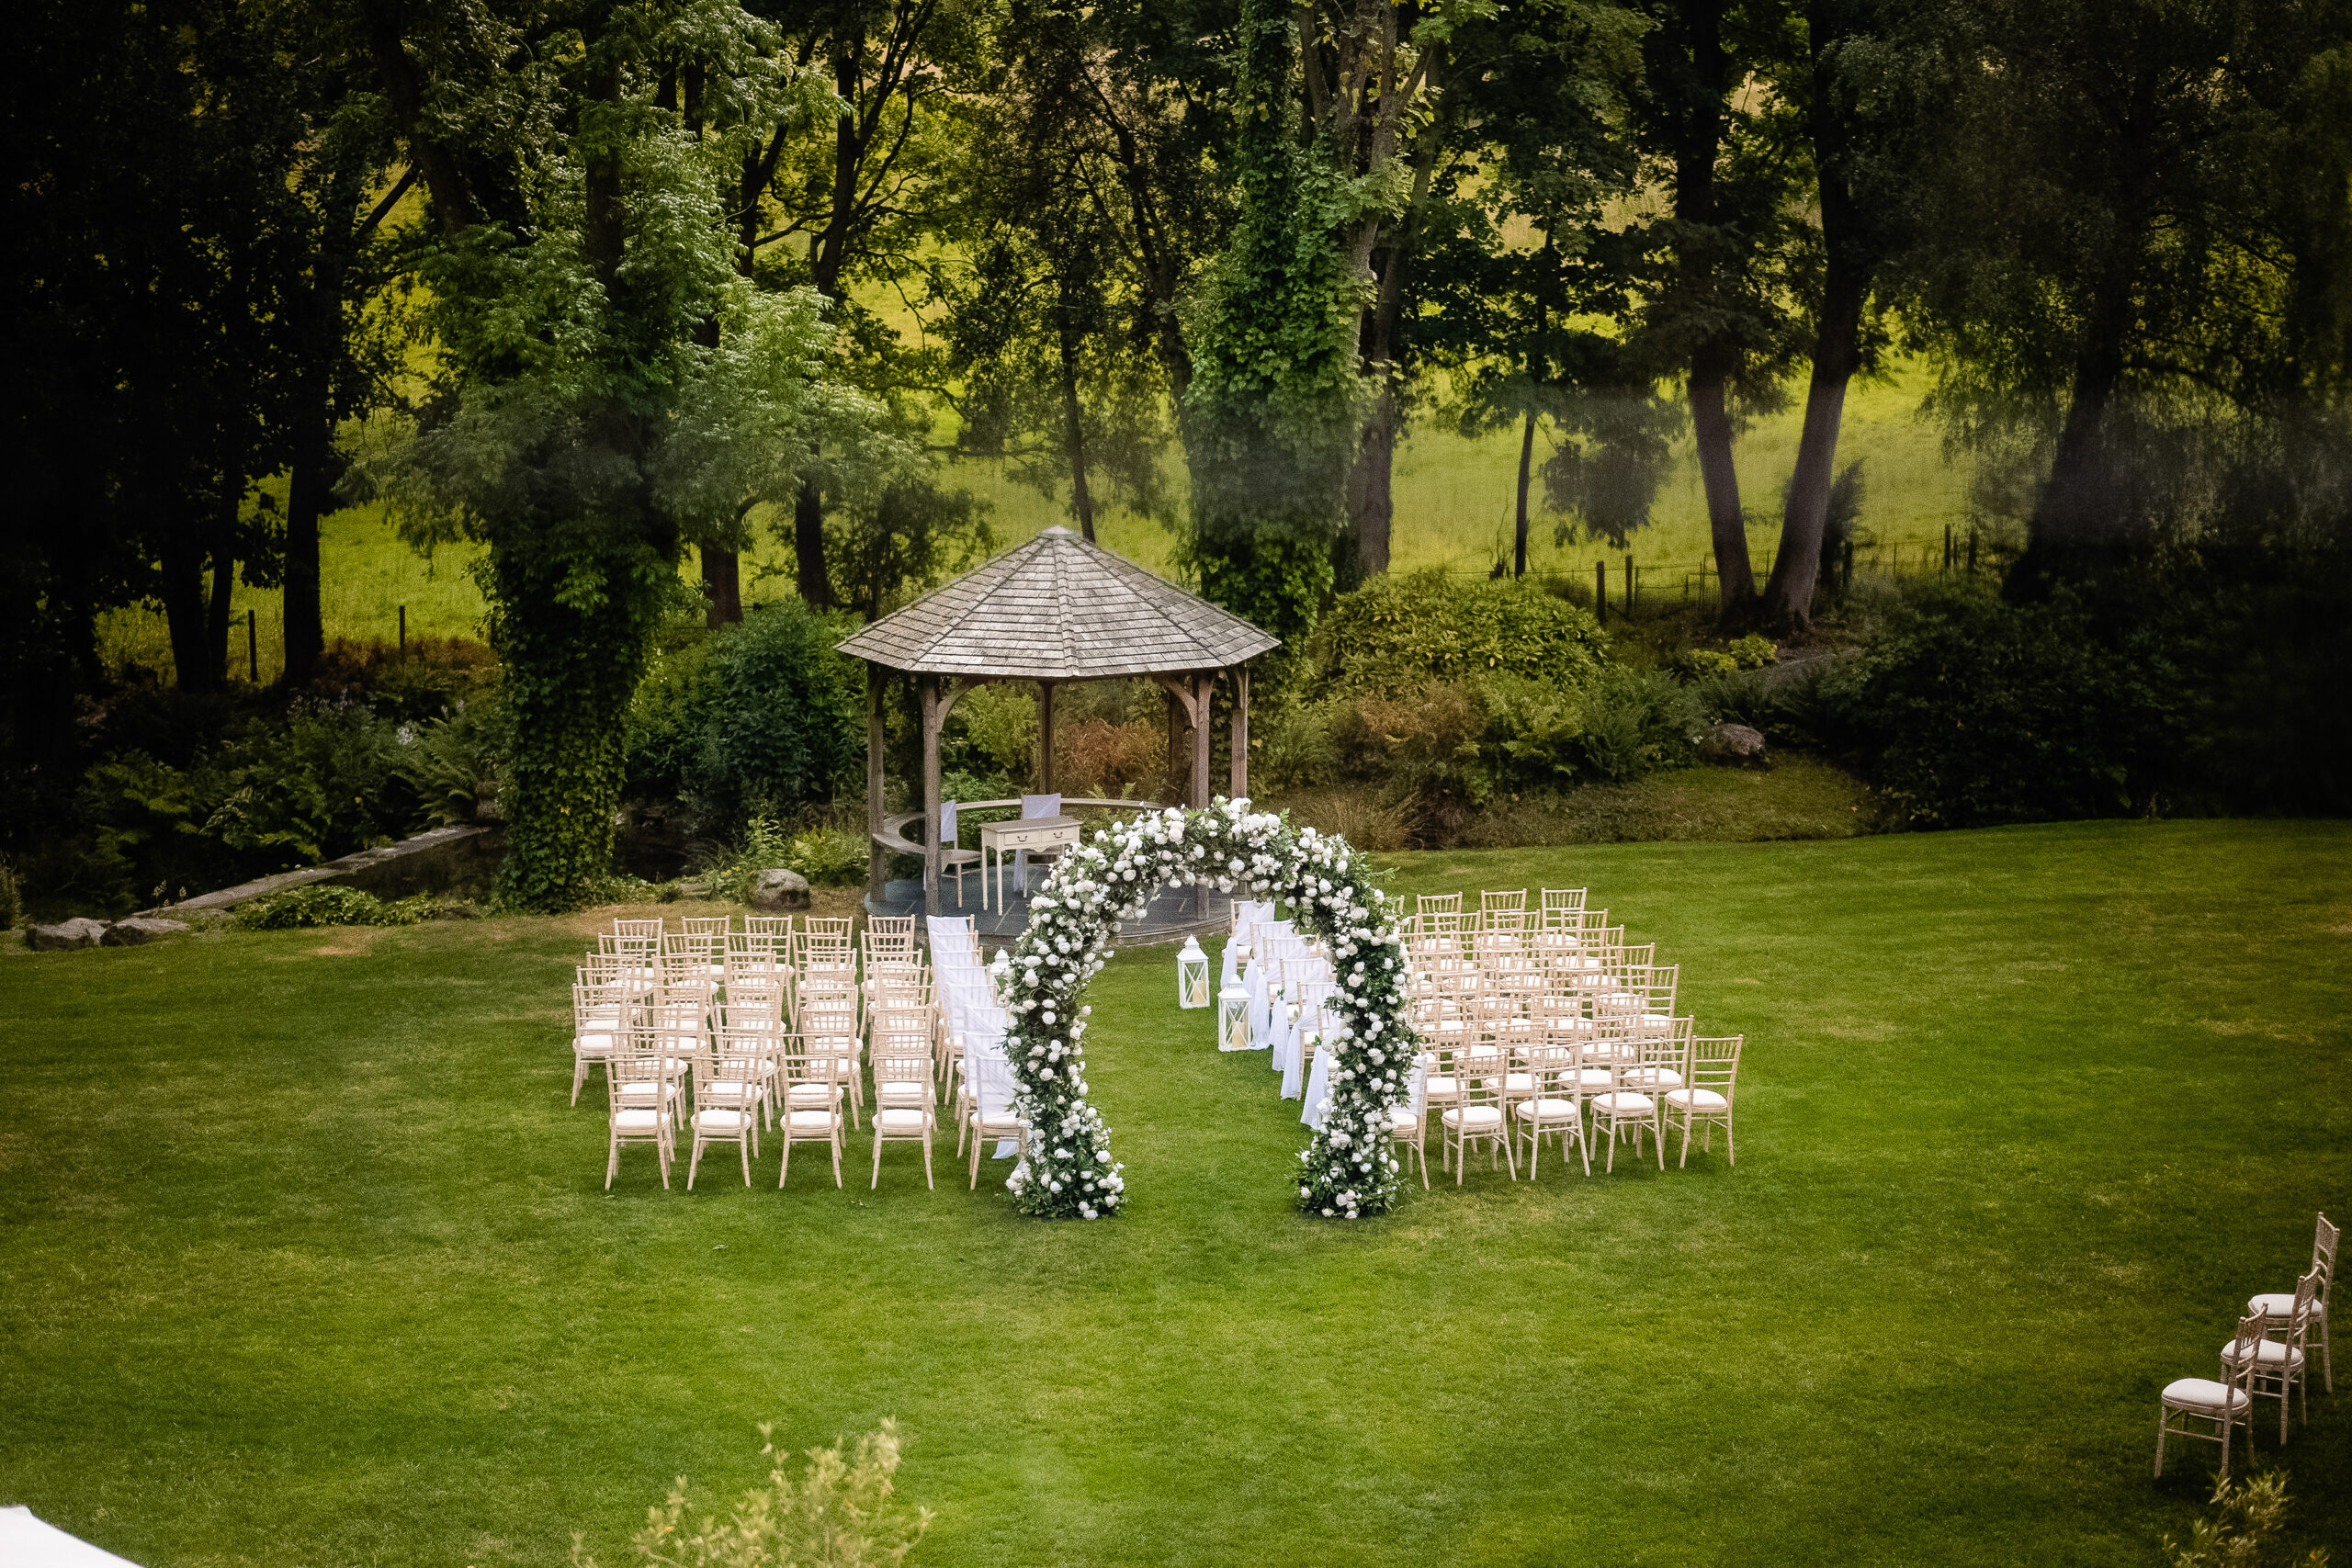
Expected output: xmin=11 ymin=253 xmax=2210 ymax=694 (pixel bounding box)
xmin=1450 ymin=525 xmax=1999 ymax=622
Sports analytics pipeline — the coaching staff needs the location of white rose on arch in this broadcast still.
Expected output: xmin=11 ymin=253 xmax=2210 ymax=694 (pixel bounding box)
xmin=997 ymin=797 xmax=1414 ymax=1221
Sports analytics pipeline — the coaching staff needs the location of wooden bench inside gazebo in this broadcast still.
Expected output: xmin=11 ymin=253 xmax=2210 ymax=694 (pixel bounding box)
xmin=835 ymin=525 xmax=1280 ymax=931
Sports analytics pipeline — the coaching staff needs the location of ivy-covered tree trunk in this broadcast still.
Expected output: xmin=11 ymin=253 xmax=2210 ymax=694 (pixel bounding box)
xmin=491 ymin=547 xmax=663 ymax=909
xmin=1179 ymin=0 xmax=1364 ymax=646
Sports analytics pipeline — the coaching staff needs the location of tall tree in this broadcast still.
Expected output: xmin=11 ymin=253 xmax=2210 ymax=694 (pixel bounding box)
xmin=367 ymin=0 xmax=874 ymax=908
xmin=1753 ymin=0 xmax=1916 ymax=632
xmin=739 ymin=0 xmax=982 ymax=609
xmin=1618 ymin=0 xmax=1807 ymax=625
xmin=1894 ymin=0 xmax=2352 ymax=585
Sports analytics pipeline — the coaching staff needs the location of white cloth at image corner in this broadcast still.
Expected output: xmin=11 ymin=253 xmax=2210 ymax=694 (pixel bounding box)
xmin=0 ymin=1507 xmax=147 ymax=1568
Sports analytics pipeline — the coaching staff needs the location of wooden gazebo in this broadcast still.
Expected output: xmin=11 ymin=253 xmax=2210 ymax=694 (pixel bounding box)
xmin=836 ymin=525 xmax=1280 ymax=918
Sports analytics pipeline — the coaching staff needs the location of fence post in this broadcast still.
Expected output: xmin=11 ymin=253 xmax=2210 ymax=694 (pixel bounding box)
xmin=1943 ymin=525 xmax=1953 ymax=570
xmin=1595 ymin=560 xmax=1607 ymax=626
xmin=1623 ymin=554 xmax=1634 ymax=615
xmin=246 ymin=608 xmax=258 ymax=683
xmin=398 ymin=604 xmax=407 ymax=654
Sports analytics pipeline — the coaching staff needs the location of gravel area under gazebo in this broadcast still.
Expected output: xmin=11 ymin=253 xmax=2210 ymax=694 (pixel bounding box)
xmin=836 ymin=525 xmax=1279 ymax=939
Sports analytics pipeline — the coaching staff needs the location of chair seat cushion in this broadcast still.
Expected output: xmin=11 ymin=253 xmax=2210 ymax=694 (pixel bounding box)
xmin=575 ymin=1032 xmax=619 ymax=1054
xmin=785 ymin=1083 xmax=838 ymax=1107
xmin=2249 ymin=1292 xmax=2329 ymax=1320
xmin=2163 ymin=1378 xmax=2251 ymax=1413
xmin=1385 ymin=1107 xmax=1420 ymax=1134
xmin=874 ymin=1108 xmax=932 ymax=1131
xmin=971 ymin=1115 xmax=1026 ymax=1135
xmin=1442 ymin=1106 xmax=1504 ymax=1129
xmin=1623 ymin=1068 xmax=1685 ymax=1089
xmin=1514 ymin=1098 xmax=1578 ymax=1120
xmin=2219 ymin=1337 xmax=2305 ymax=1369
xmin=617 ymin=1081 xmax=673 ymax=1103
xmin=1665 ymin=1088 xmax=1729 ymax=1111
xmin=1593 ymin=1092 xmax=1656 ymax=1115
xmin=785 ymin=1109 xmax=840 ymax=1132
xmin=692 ymin=1109 xmax=750 ymax=1132
xmin=612 ymin=1109 xmax=663 ymax=1131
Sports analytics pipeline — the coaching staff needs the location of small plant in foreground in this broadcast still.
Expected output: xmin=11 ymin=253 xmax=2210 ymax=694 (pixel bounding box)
xmin=2165 ymin=1470 xmax=2328 ymax=1568
xmin=576 ymin=1421 xmax=930 ymax=1568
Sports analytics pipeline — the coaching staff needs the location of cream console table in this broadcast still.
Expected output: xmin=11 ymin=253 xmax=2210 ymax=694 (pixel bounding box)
xmin=979 ymin=815 xmax=1080 ymax=911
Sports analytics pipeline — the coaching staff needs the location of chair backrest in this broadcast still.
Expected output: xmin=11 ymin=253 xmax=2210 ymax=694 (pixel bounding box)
xmin=872 ymin=1033 xmax=933 ymax=1085
xmin=726 ymin=976 xmax=786 ymax=1031
xmin=1021 ymin=792 xmax=1062 ymax=819
xmin=2315 ymin=1213 xmax=2340 ymax=1287
xmin=705 ymin=1029 xmax=768 ymax=1100
xmin=612 ymin=918 xmax=664 ymax=941
xmin=928 ymin=913 xmax=977 ymax=948
xmin=1480 ymin=888 xmax=1527 ymax=914
xmin=609 ymin=1033 xmax=665 ymax=1108
xmin=1417 ymin=892 xmax=1464 ymax=918
xmin=682 ymin=915 xmax=729 ymax=941
xmin=650 ymin=987 xmax=709 ymax=1051
xmin=574 ymin=980 xmax=631 ymax=1032
xmin=967 ymin=1047 xmax=1019 ymax=1120
xmin=1690 ymin=1034 xmax=1743 ymax=1099
xmin=1539 ymin=886 xmax=1587 ymax=919
xmin=2225 ymin=1311 xmax=2266 ymax=1395
xmin=780 ymin=1039 xmax=842 ymax=1107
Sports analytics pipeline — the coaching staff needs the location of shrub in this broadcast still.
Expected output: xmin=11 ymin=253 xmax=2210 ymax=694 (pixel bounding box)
xmin=1479 ymin=675 xmax=1587 ymax=791
xmin=1251 ymin=700 xmax=1341 ymax=792
xmin=1330 ymin=683 xmax=1487 ymax=802
xmin=2165 ymin=1469 xmax=2328 ymax=1568
xmin=1057 ymin=717 xmax=1163 ymax=797
xmin=699 ymin=816 xmax=870 ymax=899
xmin=626 ymin=603 xmax=865 ymax=831
xmin=1309 ymin=572 xmax=1609 ymax=697
xmin=574 ymin=1421 xmax=929 ymax=1568
xmin=230 ymin=885 xmax=431 ymax=930
xmin=1851 ymin=581 xmax=2185 ymax=828
xmin=0 ymin=857 xmax=19 ymax=929
xmin=390 ymin=697 xmax=506 ymax=826
xmin=1575 ymin=666 xmax=1706 ymax=784
xmin=943 ymin=683 xmax=1037 ymax=784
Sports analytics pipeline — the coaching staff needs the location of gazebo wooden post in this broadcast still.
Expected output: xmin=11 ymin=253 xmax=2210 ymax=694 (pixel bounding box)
xmin=1229 ymin=666 xmax=1250 ymax=800
xmin=865 ymin=664 xmax=888 ymax=904
xmin=1038 ymin=680 xmax=1057 ymax=793
xmin=1191 ymin=671 xmax=1212 ymax=809
xmin=919 ymin=673 xmax=944 ymax=916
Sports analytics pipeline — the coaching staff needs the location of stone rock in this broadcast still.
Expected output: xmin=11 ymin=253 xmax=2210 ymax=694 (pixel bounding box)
xmin=27 ymin=918 xmax=109 ymax=951
xmin=103 ymin=917 xmax=190 ymax=946
xmin=748 ymin=867 xmax=812 ymax=912
xmin=1699 ymin=722 xmax=1768 ymax=766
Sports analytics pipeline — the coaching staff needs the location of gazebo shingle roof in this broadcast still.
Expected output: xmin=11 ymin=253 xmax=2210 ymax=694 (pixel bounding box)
xmin=835 ymin=526 xmax=1280 ymax=678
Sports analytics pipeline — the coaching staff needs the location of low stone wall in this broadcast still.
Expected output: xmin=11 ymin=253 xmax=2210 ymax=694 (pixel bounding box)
xmin=142 ymin=825 xmax=499 ymax=917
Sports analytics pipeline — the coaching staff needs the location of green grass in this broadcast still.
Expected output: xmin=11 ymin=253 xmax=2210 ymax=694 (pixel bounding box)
xmin=5 ymin=820 xmax=2346 ymax=1566
xmin=100 ymin=360 xmax=1973 ymax=677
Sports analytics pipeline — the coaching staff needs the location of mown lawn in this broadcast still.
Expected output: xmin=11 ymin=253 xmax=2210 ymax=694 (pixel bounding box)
xmin=2 ymin=819 xmax=2347 ymax=1566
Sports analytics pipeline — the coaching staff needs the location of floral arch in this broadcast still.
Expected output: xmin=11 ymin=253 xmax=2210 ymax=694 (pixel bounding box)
xmin=993 ymin=798 xmax=1412 ymax=1220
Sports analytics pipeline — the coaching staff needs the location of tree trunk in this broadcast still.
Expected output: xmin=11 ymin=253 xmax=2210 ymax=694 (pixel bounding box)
xmin=206 ymin=515 xmax=235 ymax=687
xmin=1346 ymin=385 xmax=1396 ymax=581
xmin=1761 ymin=270 xmax=1863 ymax=634
xmin=1056 ymin=299 xmax=1096 ymax=543
xmin=1513 ymin=409 xmax=1537 ymax=578
xmin=2021 ymin=298 xmax=2132 ymax=585
xmin=794 ymin=478 xmax=835 ymax=608
xmin=703 ymin=545 xmax=743 ymax=626
xmin=160 ymin=525 xmax=213 ymax=694
xmin=284 ymin=423 xmax=329 ymax=685
xmin=1690 ymin=359 xmax=1756 ymax=622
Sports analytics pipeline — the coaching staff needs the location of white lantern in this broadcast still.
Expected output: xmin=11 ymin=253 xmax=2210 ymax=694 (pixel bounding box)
xmin=1217 ymin=986 xmax=1252 ymax=1052
xmin=1177 ymin=935 xmax=1211 ymax=1009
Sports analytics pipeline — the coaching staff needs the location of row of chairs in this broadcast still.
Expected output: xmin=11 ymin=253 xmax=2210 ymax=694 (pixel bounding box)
xmin=1387 ymin=888 xmax=1742 ymax=1186
xmin=2156 ymin=1213 xmax=2337 ymax=1476
xmin=579 ymin=915 xmax=954 ymax=1190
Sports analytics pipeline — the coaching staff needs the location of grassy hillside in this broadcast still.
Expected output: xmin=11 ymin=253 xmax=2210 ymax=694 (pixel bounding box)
xmin=2 ymin=820 xmax=2346 ymax=1566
